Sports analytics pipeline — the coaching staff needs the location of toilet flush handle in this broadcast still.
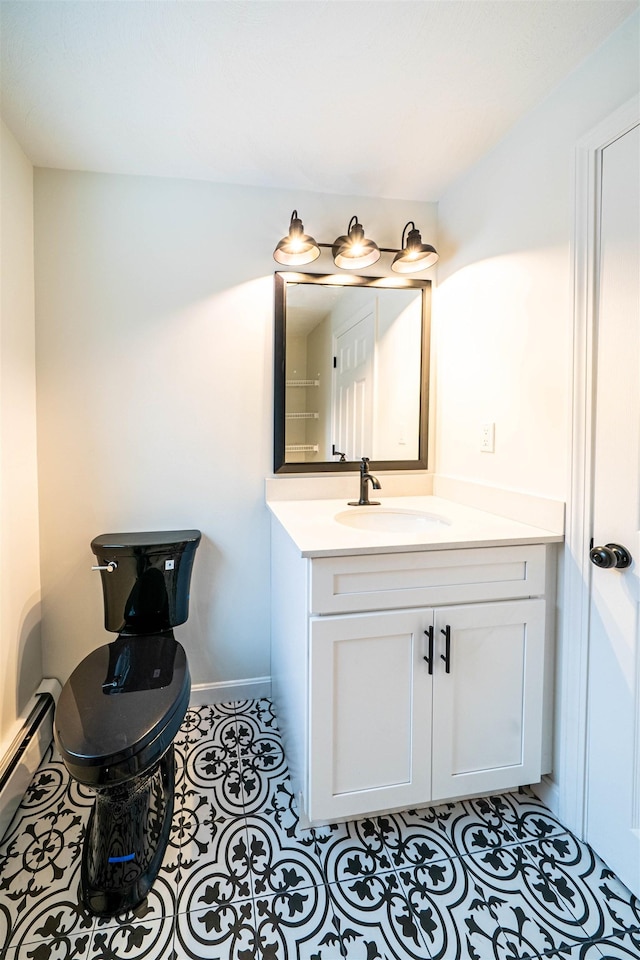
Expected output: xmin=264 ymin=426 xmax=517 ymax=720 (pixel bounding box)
xmin=91 ymin=561 xmax=118 ymax=573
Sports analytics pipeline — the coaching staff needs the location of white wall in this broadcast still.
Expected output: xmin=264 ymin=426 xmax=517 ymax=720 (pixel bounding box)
xmin=374 ymin=290 xmax=422 ymax=461
xmin=434 ymin=13 xmax=639 ymax=800
xmin=435 ymin=12 xmax=639 ymax=501
xmin=33 ymin=171 xmax=436 ymax=687
xmin=0 ymin=121 xmax=42 ymax=748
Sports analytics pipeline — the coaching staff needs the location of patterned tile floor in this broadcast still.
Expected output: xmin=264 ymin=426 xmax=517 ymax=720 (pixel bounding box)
xmin=1 ymin=699 xmax=639 ymax=960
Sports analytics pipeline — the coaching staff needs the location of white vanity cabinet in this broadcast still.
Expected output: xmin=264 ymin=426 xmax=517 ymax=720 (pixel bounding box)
xmin=270 ymin=519 xmax=552 ymax=826
xmin=309 ymin=599 xmax=545 ymax=821
xmin=309 ymin=608 xmax=433 ymax=821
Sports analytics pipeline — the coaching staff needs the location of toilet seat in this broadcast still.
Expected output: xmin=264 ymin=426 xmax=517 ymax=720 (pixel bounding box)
xmin=55 ymin=634 xmax=190 ymax=787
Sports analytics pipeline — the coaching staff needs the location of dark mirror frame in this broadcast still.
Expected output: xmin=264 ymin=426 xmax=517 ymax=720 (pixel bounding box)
xmin=274 ymin=271 xmax=431 ymax=474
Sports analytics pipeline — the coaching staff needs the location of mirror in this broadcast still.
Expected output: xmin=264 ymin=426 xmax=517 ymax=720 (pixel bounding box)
xmin=274 ymin=272 xmax=431 ymax=473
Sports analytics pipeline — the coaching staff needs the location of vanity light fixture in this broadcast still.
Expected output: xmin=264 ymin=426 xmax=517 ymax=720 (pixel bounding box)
xmin=273 ymin=211 xmax=438 ymax=273
xmin=332 ymin=216 xmax=380 ymax=270
xmin=391 ymin=221 xmax=439 ymax=274
xmin=273 ymin=210 xmax=321 ymax=266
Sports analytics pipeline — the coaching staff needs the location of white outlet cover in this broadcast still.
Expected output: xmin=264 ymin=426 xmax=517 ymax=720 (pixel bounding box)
xmin=480 ymin=422 xmax=495 ymax=453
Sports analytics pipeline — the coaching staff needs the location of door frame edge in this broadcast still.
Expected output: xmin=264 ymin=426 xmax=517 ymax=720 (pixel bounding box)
xmin=560 ymin=96 xmax=640 ymax=837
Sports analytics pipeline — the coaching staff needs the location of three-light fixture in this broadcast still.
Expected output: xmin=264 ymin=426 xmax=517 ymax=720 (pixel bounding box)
xmin=273 ymin=211 xmax=438 ymax=273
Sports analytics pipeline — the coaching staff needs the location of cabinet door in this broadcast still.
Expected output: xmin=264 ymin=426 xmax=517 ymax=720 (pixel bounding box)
xmin=309 ymin=610 xmax=433 ymax=822
xmin=431 ymin=599 xmax=545 ymax=802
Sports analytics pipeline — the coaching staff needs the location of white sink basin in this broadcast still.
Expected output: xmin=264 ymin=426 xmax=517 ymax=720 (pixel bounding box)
xmin=335 ymin=508 xmax=451 ymax=533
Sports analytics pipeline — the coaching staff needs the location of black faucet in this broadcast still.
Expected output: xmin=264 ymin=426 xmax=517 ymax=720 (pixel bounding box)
xmin=348 ymin=457 xmax=382 ymax=506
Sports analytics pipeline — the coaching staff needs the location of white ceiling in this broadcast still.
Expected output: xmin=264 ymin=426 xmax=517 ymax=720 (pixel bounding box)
xmin=0 ymin=0 xmax=637 ymax=201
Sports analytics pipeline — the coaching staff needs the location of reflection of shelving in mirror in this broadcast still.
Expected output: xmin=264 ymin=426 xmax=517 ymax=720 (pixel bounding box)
xmin=285 ymin=373 xmax=321 ymax=461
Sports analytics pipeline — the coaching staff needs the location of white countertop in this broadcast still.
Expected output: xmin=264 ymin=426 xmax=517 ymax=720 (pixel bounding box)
xmin=267 ymin=495 xmax=564 ymax=558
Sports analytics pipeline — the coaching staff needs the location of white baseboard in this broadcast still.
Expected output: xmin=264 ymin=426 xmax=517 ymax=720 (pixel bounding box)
xmin=189 ymin=677 xmax=272 ymax=706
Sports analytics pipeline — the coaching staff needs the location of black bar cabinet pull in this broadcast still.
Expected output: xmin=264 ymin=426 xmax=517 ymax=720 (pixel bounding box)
xmin=423 ymin=626 xmax=434 ymax=674
xmin=440 ymin=625 xmax=451 ymax=673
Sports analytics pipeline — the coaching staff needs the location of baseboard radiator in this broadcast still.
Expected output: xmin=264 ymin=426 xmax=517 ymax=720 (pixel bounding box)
xmin=0 ymin=680 xmax=61 ymax=843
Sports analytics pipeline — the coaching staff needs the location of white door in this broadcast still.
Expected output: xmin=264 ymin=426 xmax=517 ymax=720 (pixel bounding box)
xmin=585 ymin=122 xmax=640 ymax=895
xmin=333 ymin=309 xmax=375 ymax=461
xmin=308 ymin=610 xmax=432 ymax=823
xmin=431 ymin=600 xmax=545 ymax=802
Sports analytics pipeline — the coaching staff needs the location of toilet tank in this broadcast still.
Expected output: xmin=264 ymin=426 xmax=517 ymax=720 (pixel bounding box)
xmin=90 ymin=530 xmax=201 ymax=635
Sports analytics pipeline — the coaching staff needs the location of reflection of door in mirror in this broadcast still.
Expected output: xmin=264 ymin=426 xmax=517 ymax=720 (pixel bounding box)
xmin=333 ymin=306 xmax=375 ymax=461
xmin=372 ymin=289 xmax=421 ymax=460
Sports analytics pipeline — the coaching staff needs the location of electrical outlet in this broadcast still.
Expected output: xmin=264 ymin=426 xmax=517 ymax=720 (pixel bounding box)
xmin=480 ymin=422 xmax=495 ymax=453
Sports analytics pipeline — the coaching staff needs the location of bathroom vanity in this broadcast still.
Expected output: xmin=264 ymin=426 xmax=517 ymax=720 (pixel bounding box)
xmin=268 ymin=495 xmax=562 ymax=825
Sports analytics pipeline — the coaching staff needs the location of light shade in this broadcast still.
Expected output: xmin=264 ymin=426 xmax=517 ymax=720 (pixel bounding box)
xmin=273 ymin=210 xmax=320 ymax=266
xmin=391 ymin=222 xmax=439 ymax=274
xmin=332 ymin=216 xmax=380 ymax=270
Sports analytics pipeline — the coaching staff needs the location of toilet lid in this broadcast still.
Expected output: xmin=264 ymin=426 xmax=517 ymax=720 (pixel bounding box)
xmin=55 ymin=634 xmax=190 ymax=775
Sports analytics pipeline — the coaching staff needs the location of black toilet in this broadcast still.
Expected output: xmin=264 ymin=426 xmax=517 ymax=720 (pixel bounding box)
xmin=54 ymin=530 xmax=201 ymax=916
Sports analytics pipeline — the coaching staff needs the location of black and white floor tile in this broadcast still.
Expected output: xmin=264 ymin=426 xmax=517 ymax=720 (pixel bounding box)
xmin=1 ymin=698 xmax=638 ymax=960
